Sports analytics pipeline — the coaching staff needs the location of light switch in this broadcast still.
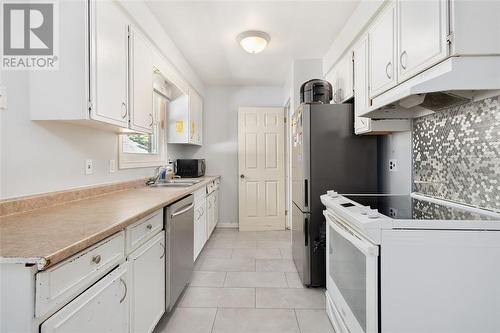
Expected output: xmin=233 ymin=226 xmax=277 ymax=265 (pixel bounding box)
xmin=85 ymin=159 xmax=93 ymax=175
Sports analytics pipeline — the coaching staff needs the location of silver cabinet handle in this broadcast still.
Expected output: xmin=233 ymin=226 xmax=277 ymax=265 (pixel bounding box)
xmin=149 ymin=113 xmax=153 ymax=127
xmin=146 ymin=224 xmax=153 ymax=230
xmin=171 ymin=203 xmax=194 ymax=218
xmin=200 ymin=207 xmax=204 ymax=216
xmin=400 ymin=51 xmax=408 ymax=70
xmin=91 ymin=255 xmax=101 ymax=264
xmin=121 ymin=102 xmax=127 ymax=119
xmin=385 ymin=61 xmax=392 ymax=79
xmin=160 ymin=242 xmax=165 ymax=259
xmin=119 ymin=278 xmax=127 ymax=304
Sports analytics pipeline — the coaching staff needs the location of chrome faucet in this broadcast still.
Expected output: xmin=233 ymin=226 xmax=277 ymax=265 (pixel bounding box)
xmin=147 ymin=164 xmax=175 ymax=186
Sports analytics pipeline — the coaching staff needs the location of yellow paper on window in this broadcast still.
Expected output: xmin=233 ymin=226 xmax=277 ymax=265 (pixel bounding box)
xmin=176 ymin=120 xmax=184 ymax=133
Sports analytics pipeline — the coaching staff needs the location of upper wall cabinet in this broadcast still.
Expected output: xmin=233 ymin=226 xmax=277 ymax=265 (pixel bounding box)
xmin=326 ymin=52 xmax=354 ymax=103
xmin=368 ymin=2 xmax=397 ymax=98
xmin=353 ymin=35 xmax=410 ymax=135
xmin=129 ymin=26 xmax=154 ymax=134
xmin=90 ymin=1 xmax=130 ymax=128
xmin=167 ymin=88 xmax=203 ymax=146
xmin=397 ymin=0 xmax=447 ymax=82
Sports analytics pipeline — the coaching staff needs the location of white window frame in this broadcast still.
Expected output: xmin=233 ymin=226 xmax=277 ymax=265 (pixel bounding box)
xmin=118 ymin=92 xmax=167 ymax=169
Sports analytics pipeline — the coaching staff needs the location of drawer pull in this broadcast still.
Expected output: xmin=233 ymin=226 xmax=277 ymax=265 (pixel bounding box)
xmin=119 ymin=278 xmax=127 ymax=304
xmin=91 ymin=255 xmax=101 ymax=264
xmin=146 ymin=224 xmax=153 ymax=230
xmin=160 ymin=242 xmax=166 ymax=259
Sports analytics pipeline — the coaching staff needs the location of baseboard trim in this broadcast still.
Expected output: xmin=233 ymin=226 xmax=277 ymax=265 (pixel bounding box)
xmin=216 ymin=223 xmax=238 ymax=229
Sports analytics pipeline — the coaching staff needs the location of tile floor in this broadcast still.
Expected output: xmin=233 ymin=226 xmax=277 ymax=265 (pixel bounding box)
xmin=154 ymin=229 xmax=334 ymax=333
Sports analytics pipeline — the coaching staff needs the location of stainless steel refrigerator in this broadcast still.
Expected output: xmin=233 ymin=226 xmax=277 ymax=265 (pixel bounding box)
xmin=291 ymin=103 xmax=378 ymax=287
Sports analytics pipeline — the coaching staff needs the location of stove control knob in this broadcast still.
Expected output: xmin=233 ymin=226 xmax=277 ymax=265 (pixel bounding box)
xmin=360 ymin=206 xmax=370 ymax=215
xmin=327 ymin=190 xmax=338 ymax=198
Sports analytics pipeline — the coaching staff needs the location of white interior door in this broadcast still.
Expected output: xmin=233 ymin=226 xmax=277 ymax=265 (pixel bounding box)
xmin=238 ymin=107 xmax=285 ymax=231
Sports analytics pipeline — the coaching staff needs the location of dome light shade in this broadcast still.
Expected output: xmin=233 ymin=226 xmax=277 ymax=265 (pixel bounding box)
xmin=237 ymin=31 xmax=270 ymax=54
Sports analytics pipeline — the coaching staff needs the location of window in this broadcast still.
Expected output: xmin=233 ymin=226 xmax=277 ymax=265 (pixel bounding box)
xmin=118 ymin=92 xmax=167 ymax=169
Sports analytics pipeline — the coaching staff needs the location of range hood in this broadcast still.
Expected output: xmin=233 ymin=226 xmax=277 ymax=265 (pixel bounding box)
xmin=362 ymin=56 xmax=500 ymax=119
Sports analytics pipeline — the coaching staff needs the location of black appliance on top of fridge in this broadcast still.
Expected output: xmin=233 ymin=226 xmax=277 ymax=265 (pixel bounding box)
xmin=291 ymin=102 xmax=378 ymax=287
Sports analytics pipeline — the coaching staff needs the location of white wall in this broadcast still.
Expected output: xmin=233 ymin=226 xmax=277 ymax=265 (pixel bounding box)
xmin=0 ymin=3 xmax=204 ymax=199
xmin=168 ymin=86 xmax=284 ymax=226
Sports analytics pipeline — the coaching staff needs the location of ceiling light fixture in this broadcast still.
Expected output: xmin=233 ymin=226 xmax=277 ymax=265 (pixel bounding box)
xmin=237 ymin=30 xmax=270 ymax=54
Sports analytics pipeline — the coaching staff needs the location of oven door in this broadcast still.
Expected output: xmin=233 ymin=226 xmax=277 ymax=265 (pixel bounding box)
xmin=324 ymin=210 xmax=379 ymax=333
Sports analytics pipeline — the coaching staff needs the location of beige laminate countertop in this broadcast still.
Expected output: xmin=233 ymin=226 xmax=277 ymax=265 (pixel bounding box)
xmin=0 ymin=176 xmax=219 ymax=270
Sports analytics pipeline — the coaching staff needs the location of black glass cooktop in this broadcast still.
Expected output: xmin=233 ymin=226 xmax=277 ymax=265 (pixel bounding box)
xmin=342 ymin=195 xmax=496 ymax=221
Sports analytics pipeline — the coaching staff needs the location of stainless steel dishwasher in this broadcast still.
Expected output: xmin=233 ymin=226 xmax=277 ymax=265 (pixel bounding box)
xmin=165 ymin=194 xmax=194 ymax=311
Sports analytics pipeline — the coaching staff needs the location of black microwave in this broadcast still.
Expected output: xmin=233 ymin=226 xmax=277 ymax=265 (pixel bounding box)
xmin=175 ymin=159 xmax=206 ymax=178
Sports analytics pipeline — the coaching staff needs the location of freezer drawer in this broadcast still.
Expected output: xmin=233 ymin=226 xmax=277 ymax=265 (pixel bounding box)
xmin=292 ymin=202 xmax=310 ymax=286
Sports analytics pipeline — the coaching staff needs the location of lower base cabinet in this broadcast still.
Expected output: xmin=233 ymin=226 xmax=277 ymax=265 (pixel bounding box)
xmin=128 ymin=231 xmax=166 ymax=333
xmin=40 ymin=263 xmax=130 ymax=333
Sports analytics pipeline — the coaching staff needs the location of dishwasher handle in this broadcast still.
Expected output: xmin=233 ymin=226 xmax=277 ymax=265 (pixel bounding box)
xmin=171 ymin=203 xmax=194 ymax=218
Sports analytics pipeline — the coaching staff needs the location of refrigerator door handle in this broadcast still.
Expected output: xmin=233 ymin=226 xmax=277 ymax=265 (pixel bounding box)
xmin=304 ymin=179 xmax=308 ymax=207
xmin=304 ymin=217 xmax=309 ymax=246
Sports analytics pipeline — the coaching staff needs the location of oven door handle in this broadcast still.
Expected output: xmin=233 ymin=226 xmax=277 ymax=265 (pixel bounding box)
xmin=324 ymin=211 xmax=379 ymax=256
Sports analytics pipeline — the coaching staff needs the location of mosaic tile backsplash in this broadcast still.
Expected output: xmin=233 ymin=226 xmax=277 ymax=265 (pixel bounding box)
xmin=413 ymin=95 xmax=500 ymax=212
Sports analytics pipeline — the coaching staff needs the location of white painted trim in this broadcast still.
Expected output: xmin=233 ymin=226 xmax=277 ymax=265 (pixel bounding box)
xmin=216 ymin=223 xmax=238 ymax=229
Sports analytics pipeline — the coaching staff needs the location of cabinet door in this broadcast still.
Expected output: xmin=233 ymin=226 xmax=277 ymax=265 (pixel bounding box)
xmin=368 ymin=2 xmax=397 ymax=98
xmin=167 ymin=94 xmax=189 ymax=143
xmin=194 ymin=200 xmax=207 ymax=261
xmin=206 ymin=194 xmax=215 ymax=239
xmin=397 ymin=0 xmax=448 ymax=82
xmin=214 ymin=189 xmax=219 ymax=226
xmin=41 ymin=263 xmax=129 ymax=333
xmin=335 ymin=53 xmax=354 ymax=103
xmin=189 ymin=89 xmax=203 ymax=145
xmin=129 ymin=232 xmax=165 ymax=333
xmin=353 ymin=35 xmax=371 ymax=134
xmin=90 ymin=0 xmax=129 ymax=127
xmin=129 ymin=26 xmax=154 ymax=133
xmin=325 ymin=69 xmax=338 ymax=103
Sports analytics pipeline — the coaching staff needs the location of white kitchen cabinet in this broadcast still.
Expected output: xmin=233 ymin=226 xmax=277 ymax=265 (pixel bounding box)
xmin=128 ymin=232 xmax=165 ymax=333
xmin=368 ymin=2 xmax=397 ymax=98
xmin=40 ymin=263 xmax=129 ymax=333
xmin=214 ymin=187 xmax=220 ymax=227
xmin=353 ymin=35 xmax=371 ymax=134
xmin=206 ymin=192 xmax=216 ymax=239
xmin=30 ymin=1 xmax=156 ymax=134
xmin=193 ymin=198 xmax=207 ymax=261
xmin=129 ymin=26 xmax=154 ymax=133
xmin=397 ymin=0 xmax=448 ymax=82
xmin=168 ymin=88 xmax=203 ymax=145
xmin=88 ymin=0 xmax=130 ymax=128
xmin=325 ymin=52 xmax=353 ymax=103
xmin=353 ymin=34 xmax=410 ymax=135
xmin=189 ymin=89 xmax=203 ymax=145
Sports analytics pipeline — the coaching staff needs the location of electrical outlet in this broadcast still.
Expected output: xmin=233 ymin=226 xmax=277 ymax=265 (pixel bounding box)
xmin=109 ymin=159 xmax=116 ymax=173
xmin=85 ymin=159 xmax=93 ymax=175
xmin=389 ymin=159 xmax=398 ymax=172
xmin=389 ymin=207 xmax=398 ymax=218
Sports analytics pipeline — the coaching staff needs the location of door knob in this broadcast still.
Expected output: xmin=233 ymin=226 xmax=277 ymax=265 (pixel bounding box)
xmin=240 ymin=174 xmax=245 ymax=179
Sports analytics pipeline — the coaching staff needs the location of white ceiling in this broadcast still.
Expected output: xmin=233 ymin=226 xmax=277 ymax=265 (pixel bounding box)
xmin=145 ymin=1 xmax=360 ymax=86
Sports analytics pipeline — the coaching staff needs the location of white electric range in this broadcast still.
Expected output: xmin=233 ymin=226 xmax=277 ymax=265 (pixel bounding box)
xmin=321 ymin=192 xmax=500 ymax=333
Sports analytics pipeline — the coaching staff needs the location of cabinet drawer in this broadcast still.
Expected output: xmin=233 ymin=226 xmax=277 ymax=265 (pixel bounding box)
xmin=35 ymin=231 xmax=125 ymax=318
xmin=40 ymin=262 xmax=129 ymax=333
xmin=126 ymin=210 xmax=163 ymax=253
